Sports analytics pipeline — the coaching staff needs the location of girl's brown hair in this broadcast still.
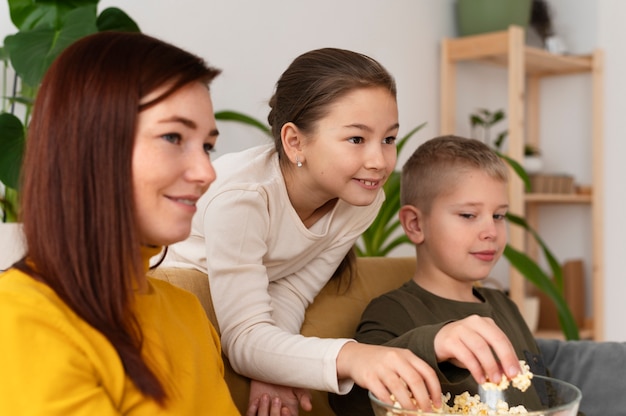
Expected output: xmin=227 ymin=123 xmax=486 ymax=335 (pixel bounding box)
xmin=268 ymin=47 xmax=397 ymax=166
xmin=268 ymin=48 xmax=396 ymax=283
xmin=18 ymin=31 xmax=220 ymax=404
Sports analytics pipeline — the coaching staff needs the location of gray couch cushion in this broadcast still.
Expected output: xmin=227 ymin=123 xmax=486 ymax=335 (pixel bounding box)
xmin=537 ymin=338 xmax=626 ymax=416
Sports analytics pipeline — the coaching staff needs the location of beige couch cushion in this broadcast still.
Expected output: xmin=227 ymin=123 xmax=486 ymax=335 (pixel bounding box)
xmin=149 ymin=256 xmax=416 ymax=415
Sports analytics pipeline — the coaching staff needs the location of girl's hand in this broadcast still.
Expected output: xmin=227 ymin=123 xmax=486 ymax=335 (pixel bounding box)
xmin=336 ymin=342 xmax=442 ymax=411
xmin=246 ymin=379 xmax=312 ymax=416
xmin=434 ymin=315 xmax=522 ymax=385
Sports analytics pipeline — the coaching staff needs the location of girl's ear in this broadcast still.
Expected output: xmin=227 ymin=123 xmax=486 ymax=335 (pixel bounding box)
xmin=399 ymin=204 xmax=425 ymax=245
xmin=281 ymin=122 xmax=304 ymax=165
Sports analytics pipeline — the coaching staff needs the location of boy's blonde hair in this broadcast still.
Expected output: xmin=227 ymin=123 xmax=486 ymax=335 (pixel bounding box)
xmin=401 ymin=135 xmax=509 ymax=213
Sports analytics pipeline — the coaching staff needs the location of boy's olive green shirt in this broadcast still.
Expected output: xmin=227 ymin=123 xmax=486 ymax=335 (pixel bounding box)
xmin=330 ymin=279 xmax=541 ymax=416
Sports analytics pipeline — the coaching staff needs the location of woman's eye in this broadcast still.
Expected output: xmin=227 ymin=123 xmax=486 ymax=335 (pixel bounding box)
xmin=203 ymin=142 xmax=215 ymax=155
xmin=348 ymin=136 xmax=364 ymax=144
xmin=162 ymin=133 xmax=181 ymax=144
xmin=383 ymin=136 xmax=396 ymax=145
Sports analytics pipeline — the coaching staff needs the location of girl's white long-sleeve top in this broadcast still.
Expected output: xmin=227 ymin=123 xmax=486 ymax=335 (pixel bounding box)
xmin=164 ymin=143 xmax=384 ymax=394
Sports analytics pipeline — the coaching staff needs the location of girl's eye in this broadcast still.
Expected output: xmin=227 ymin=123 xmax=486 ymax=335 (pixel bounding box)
xmin=203 ymin=142 xmax=215 ymax=155
xmin=162 ymin=133 xmax=181 ymax=144
xmin=383 ymin=136 xmax=396 ymax=145
xmin=348 ymin=136 xmax=364 ymax=144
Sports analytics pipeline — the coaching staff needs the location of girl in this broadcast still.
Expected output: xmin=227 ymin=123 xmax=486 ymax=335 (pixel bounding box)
xmin=165 ymin=48 xmax=441 ymax=415
xmin=0 ymin=32 xmax=239 ymax=415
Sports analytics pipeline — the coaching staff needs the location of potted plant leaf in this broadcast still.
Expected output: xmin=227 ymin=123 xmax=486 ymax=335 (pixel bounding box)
xmin=0 ymin=0 xmax=140 ymax=222
xmin=0 ymin=0 xmax=140 ymax=269
xmin=455 ymin=0 xmax=533 ymax=37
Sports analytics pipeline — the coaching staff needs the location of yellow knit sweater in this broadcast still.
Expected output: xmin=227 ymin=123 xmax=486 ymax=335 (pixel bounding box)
xmin=0 ymin=247 xmax=239 ymax=415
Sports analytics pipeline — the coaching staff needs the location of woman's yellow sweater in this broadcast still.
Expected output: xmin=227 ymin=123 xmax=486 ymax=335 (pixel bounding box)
xmin=0 ymin=248 xmax=239 ymax=415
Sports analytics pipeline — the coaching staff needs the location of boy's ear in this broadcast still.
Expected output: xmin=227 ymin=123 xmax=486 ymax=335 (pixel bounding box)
xmin=399 ymin=204 xmax=425 ymax=245
xmin=281 ymin=122 xmax=304 ymax=165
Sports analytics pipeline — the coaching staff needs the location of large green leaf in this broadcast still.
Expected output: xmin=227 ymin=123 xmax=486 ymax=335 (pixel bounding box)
xmin=507 ymin=212 xmax=563 ymax=288
xmin=215 ymin=110 xmax=271 ymax=136
xmin=96 ymin=7 xmax=141 ymax=32
xmin=5 ymin=5 xmax=98 ymax=87
xmin=8 ymin=0 xmax=98 ymax=31
xmin=0 ymin=112 xmax=25 ymax=189
xmin=0 ymin=186 xmax=19 ymax=222
xmin=503 ymin=245 xmax=579 ymax=340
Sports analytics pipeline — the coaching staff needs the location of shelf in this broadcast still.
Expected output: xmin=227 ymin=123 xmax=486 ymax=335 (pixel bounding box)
xmin=445 ymin=29 xmax=593 ymax=76
xmin=525 ymin=193 xmax=592 ymax=204
xmin=440 ymin=25 xmax=604 ymax=340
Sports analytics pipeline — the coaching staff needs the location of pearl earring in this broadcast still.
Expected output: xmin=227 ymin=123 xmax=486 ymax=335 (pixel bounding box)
xmin=296 ymin=156 xmax=303 ymax=168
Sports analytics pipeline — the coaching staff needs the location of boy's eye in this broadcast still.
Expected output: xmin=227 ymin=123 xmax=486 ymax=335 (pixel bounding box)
xmin=348 ymin=136 xmax=364 ymax=144
xmin=383 ymin=136 xmax=396 ymax=145
xmin=460 ymin=213 xmax=475 ymax=219
xmin=162 ymin=133 xmax=181 ymax=144
xmin=494 ymin=213 xmax=507 ymax=221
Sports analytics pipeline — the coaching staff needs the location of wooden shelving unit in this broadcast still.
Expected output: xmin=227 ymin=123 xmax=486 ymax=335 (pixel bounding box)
xmin=439 ymin=26 xmax=604 ymax=340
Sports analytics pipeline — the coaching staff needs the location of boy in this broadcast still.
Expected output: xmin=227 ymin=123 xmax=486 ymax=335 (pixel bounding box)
xmin=330 ymin=135 xmax=542 ymax=415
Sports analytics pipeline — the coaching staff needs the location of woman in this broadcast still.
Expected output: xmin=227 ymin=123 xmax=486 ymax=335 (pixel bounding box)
xmin=164 ymin=48 xmax=441 ymax=415
xmin=0 ymin=32 xmax=239 ymax=415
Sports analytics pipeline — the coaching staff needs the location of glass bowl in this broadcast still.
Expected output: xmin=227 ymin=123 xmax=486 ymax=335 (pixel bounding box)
xmin=369 ymin=375 xmax=581 ymax=415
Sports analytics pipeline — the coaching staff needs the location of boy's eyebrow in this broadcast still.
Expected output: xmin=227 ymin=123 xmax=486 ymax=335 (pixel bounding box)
xmin=452 ymin=202 xmax=510 ymax=209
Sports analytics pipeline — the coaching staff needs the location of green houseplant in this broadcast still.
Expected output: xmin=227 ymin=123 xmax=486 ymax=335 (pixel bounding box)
xmin=0 ymin=0 xmax=140 ymax=222
xmin=455 ymin=0 xmax=533 ymax=37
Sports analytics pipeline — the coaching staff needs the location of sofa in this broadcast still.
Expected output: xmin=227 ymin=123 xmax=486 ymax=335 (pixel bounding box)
xmin=150 ymin=256 xmax=626 ymax=416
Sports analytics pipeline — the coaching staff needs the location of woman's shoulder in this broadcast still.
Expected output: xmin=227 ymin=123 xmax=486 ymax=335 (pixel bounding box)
xmin=0 ymin=268 xmax=64 ymax=312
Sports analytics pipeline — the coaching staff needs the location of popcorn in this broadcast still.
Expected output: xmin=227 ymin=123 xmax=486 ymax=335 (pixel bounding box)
xmin=384 ymin=360 xmax=533 ymax=415
xmin=481 ymin=360 xmax=533 ymax=393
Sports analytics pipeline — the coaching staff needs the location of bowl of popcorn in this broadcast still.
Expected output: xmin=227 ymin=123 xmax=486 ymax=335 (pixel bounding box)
xmin=369 ymin=362 xmax=581 ymax=416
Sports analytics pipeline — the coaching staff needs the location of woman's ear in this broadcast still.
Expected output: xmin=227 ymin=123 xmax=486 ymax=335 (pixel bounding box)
xmin=399 ymin=204 xmax=425 ymax=245
xmin=281 ymin=122 xmax=304 ymax=166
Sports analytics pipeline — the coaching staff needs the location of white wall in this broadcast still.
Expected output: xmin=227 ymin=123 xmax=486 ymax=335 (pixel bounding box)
xmin=2 ymin=1 xmax=624 ymax=340
xmin=93 ymin=0 xmax=455 ymax=162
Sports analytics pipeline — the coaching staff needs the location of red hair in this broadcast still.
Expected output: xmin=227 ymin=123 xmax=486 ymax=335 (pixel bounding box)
xmin=19 ymin=31 xmax=220 ymax=404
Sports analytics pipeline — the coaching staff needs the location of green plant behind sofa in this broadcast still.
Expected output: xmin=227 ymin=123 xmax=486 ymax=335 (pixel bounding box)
xmin=0 ymin=0 xmax=140 ymax=222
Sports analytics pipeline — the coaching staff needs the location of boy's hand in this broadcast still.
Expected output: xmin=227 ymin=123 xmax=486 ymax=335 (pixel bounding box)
xmin=246 ymin=380 xmax=312 ymax=416
xmin=337 ymin=342 xmax=442 ymax=411
xmin=433 ymin=315 xmax=522 ymax=385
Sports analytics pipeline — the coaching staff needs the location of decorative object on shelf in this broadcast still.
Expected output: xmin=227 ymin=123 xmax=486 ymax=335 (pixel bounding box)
xmin=0 ymin=0 xmax=140 ymax=223
xmin=529 ymin=0 xmax=567 ymax=54
xmin=455 ymin=0 xmax=532 ymax=37
xmin=523 ymin=146 xmax=543 ymax=174
xmin=529 ymin=174 xmax=575 ymax=194
xmin=469 ymin=108 xmax=532 ymax=189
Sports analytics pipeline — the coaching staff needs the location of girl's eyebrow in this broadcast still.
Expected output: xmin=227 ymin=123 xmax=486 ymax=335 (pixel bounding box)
xmin=343 ymin=122 xmax=400 ymax=134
